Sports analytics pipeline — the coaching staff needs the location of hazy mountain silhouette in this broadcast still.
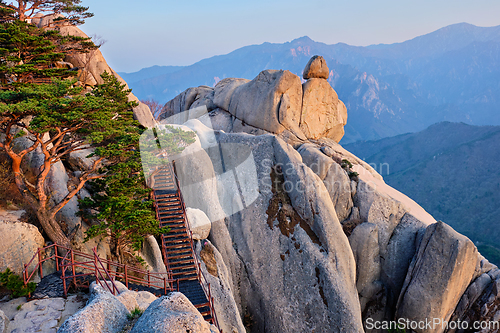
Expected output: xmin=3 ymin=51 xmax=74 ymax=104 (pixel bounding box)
xmin=122 ymin=23 xmax=500 ymax=143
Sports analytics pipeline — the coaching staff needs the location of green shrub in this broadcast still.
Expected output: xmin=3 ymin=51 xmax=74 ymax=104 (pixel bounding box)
xmin=0 ymin=268 xmax=36 ymax=298
xmin=341 ymin=159 xmax=359 ymax=180
xmin=127 ymin=307 xmax=143 ymax=320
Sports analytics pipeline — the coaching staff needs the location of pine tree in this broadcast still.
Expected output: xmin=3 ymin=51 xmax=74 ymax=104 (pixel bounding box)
xmin=0 ymin=0 xmax=92 ymax=25
xmin=0 ymin=13 xmax=142 ymax=249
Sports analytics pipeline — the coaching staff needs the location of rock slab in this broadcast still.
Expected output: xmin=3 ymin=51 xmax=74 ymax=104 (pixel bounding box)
xmin=396 ymin=221 xmax=479 ymax=333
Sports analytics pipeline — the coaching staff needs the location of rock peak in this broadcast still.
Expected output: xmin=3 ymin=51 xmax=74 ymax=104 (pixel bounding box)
xmin=303 ymin=55 xmax=329 ymax=80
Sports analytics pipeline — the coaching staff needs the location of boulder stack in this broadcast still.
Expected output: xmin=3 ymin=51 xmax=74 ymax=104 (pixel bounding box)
xmin=160 ymin=55 xmax=348 ymax=143
xmin=300 ymin=56 xmax=347 ymax=142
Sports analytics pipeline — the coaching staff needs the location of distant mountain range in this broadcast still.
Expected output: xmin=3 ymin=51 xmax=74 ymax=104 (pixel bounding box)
xmin=119 ymin=23 xmax=500 ymax=143
xmin=344 ymin=121 xmax=500 ymax=265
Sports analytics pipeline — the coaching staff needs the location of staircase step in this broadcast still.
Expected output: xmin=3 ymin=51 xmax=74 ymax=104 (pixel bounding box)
xmin=171 ymin=270 xmax=197 ymax=277
xmin=169 ymin=258 xmax=194 ymax=265
xmin=160 ymin=222 xmax=185 ymax=229
xmin=158 ymin=209 xmax=183 ymax=215
xmin=157 ymin=203 xmax=182 ymax=209
xmin=162 ymin=233 xmax=189 ymax=239
xmin=164 ymin=243 xmax=191 ymax=250
xmin=165 ymin=228 xmax=186 ymax=234
xmin=158 ymin=207 xmax=183 ymax=212
xmin=160 ymin=218 xmax=185 ymax=223
xmin=155 ymin=193 xmax=179 ymax=199
xmin=167 ymin=252 xmax=193 ymax=260
xmin=166 ymin=247 xmax=192 ymax=255
xmin=154 ymin=175 xmax=173 ymax=180
xmin=158 ymin=214 xmax=184 ymax=219
xmin=158 ymin=210 xmax=183 ymax=214
xmin=170 ymin=263 xmax=197 ymax=270
xmin=164 ymin=237 xmax=190 ymax=244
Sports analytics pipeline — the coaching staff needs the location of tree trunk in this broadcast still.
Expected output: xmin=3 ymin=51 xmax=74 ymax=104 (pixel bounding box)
xmin=35 ymin=210 xmax=72 ymax=249
xmin=13 ymin=170 xmax=71 ymax=250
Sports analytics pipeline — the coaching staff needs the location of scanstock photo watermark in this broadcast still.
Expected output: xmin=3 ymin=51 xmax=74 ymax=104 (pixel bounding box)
xmin=365 ymin=317 xmax=500 ymax=331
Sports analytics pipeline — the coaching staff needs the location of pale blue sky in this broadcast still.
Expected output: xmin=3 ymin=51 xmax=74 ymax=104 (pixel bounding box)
xmin=81 ymin=0 xmax=500 ymax=73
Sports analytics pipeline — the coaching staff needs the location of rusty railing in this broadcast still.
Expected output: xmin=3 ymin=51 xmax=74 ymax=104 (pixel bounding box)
xmin=22 ymin=244 xmax=174 ymax=298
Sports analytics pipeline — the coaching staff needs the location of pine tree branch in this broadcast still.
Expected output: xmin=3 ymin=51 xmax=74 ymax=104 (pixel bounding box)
xmin=49 ymin=156 xmax=105 ymax=218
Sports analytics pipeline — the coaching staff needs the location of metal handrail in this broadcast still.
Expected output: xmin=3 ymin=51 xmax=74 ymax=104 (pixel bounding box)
xmin=93 ymin=247 xmax=119 ymax=295
xmin=22 ymin=243 xmax=176 ymax=298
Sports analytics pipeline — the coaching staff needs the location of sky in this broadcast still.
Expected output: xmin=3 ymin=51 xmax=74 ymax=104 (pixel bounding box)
xmin=80 ymin=0 xmax=500 ymax=73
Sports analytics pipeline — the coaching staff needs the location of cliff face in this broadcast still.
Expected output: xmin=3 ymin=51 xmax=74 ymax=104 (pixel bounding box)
xmin=158 ymin=56 xmax=500 ymax=333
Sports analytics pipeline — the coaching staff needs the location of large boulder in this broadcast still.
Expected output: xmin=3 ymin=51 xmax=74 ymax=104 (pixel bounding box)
xmin=197 ymin=108 xmax=234 ymax=133
xmin=139 ymin=235 xmax=167 ymax=274
xmin=227 ymin=70 xmax=303 ymax=135
xmin=133 ymin=101 xmax=157 ymax=128
xmin=354 ymin=177 xmax=408 ymax=260
xmin=130 ymin=292 xmax=217 ymax=333
xmin=58 ymin=283 xmax=130 ymax=333
xmin=303 ymin=55 xmax=330 ymax=79
xmin=116 ymin=289 xmax=158 ymax=312
xmin=300 ymin=78 xmax=347 ymax=142
xmin=190 ymin=86 xmax=217 ymax=111
xmin=0 ymin=219 xmax=44 ymax=275
xmin=396 ymin=221 xmax=480 ymax=333
xmin=186 ymin=207 xmax=212 ymax=240
xmin=213 ymin=78 xmax=250 ymax=111
xmin=160 ymin=86 xmax=215 ymax=122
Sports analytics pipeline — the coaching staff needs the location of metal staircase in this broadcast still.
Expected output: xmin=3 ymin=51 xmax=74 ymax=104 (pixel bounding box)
xmin=152 ymin=163 xmax=219 ymax=325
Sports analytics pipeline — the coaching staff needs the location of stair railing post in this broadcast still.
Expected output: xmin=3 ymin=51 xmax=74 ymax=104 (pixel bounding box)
xmin=94 ymin=253 xmax=99 ymax=288
xmin=124 ymin=264 xmax=128 ymax=289
xmin=37 ymin=248 xmax=43 ymax=279
xmin=163 ymin=277 xmax=166 ymax=295
xmin=62 ymin=256 xmax=67 ymax=298
xmin=55 ymin=244 xmax=59 ymax=271
xmin=71 ymin=250 xmax=76 ymax=289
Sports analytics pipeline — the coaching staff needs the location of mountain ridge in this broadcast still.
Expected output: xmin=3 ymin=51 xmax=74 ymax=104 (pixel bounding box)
xmin=344 ymin=121 xmax=500 ymax=265
xmin=124 ymin=22 xmax=500 ymax=143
